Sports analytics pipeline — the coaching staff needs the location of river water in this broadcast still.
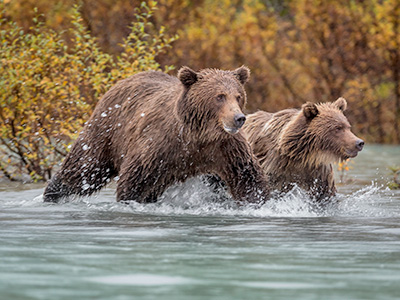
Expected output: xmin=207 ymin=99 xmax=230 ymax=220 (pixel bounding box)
xmin=0 ymin=144 xmax=399 ymax=300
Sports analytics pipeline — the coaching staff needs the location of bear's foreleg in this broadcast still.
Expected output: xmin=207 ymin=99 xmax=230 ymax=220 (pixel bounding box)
xmin=116 ymin=160 xmax=170 ymax=203
xmin=223 ymin=163 xmax=269 ymax=204
xmin=217 ymin=141 xmax=271 ymax=204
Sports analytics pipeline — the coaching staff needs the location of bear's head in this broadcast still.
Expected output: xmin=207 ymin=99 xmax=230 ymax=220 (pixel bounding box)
xmin=176 ymin=66 xmax=250 ymax=138
xmin=279 ymin=97 xmax=364 ymax=166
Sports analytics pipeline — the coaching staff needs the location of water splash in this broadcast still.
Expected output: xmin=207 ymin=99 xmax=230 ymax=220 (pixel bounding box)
xmin=84 ymin=179 xmax=398 ymax=218
xmin=1 ymin=179 xmax=398 ymax=218
xmin=334 ymin=183 xmax=398 ymax=217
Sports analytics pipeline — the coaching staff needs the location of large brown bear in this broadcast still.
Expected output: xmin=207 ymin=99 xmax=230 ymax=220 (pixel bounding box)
xmin=43 ymin=67 xmax=270 ymax=204
xmin=243 ymin=97 xmax=364 ymax=201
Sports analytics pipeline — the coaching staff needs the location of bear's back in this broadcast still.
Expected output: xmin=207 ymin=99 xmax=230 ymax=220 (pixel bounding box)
xmin=118 ymin=71 xmax=181 ymax=103
xmin=124 ymin=70 xmax=179 ymax=87
xmin=96 ymin=71 xmax=181 ymax=110
xmin=244 ymin=109 xmax=298 ymax=161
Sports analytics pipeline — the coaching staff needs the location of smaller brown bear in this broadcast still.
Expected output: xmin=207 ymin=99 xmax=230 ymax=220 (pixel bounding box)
xmin=43 ymin=66 xmax=270 ymax=204
xmin=243 ymin=97 xmax=364 ymax=202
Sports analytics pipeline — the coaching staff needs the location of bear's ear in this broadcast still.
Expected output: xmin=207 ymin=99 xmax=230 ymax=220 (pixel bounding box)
xmin=302 ymin=102 xmax=319 ymax=119
xmin=232 ymin=66 xmax=250 ymax=85
xmin=178 ymin=66 xmax=198 ymax=87
xmin=334 ymin=97 xmax=347 ymax=112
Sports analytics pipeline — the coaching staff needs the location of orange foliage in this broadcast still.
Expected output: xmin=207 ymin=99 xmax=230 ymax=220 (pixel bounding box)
xmin=2 ymin=0 xmax=400 ymax=181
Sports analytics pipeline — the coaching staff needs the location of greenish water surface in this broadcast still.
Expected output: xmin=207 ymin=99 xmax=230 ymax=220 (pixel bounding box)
xmin=0 ymin=144 xmax=399 ymax=300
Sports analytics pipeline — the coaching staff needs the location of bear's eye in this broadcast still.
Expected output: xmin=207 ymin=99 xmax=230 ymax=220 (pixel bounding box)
xmin=216 ymin=94 xmax=226 ymax=102
xmin=335 ymin=126 xmax=343 ymax=132
xmin=236 ymin=95 xmax=242 ymax=102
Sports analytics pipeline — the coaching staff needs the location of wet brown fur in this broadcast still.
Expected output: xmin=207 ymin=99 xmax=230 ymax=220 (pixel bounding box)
xmin=243 ymin=98 xmax=363 ymax=201
xmin=43 ymin=67 xmax=270 ymax=204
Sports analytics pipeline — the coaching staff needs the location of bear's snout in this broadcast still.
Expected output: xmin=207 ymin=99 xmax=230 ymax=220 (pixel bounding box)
xmin=356 ymin=139 xmax=364 ymax=151
xmin=234 ymin=113 xmax=246 ymax=129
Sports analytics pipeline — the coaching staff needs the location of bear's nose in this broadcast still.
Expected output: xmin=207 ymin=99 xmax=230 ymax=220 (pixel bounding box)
xmin=356 ymin=139 xmax=364 ymax=151
xmin=234 ymin=113 xmax=246 ymax=128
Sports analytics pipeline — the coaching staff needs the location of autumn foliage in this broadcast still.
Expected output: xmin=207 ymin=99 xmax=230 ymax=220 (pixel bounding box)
xmin=0 ymin=1 xmax=176 ymax=180
xmin=1 ymin=0 xmax=400 ymax=181
xmin=156 ymin=0 xmax=400 ymax=145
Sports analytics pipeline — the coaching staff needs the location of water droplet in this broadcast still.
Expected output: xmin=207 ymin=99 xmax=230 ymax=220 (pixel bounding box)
xmin=115 ymin=104 xmax=121 ymax=108
xmin=82 ymin=144 xmax=89 ymax=151
xmin=101 ymin=112 xmax=107 ymax=117
xmin=141 ymin=113 xmax=145 ymax=117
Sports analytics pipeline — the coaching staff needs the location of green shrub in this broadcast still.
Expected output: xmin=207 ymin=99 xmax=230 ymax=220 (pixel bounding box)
xmin=388 ymin=166 xmax=400 ymax=190
xmin=0 ymin=1 xmax=177 ymax=181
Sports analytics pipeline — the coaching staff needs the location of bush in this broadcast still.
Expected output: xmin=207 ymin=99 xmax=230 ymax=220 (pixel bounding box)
xmin=0 ymin=1 xmax=177 ymax=181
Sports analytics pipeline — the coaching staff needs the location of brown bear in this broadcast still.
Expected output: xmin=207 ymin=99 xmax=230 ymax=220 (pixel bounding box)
xmin=242 ymin=97 xmax=364 ymax=201
xmin=43 ymin=66 xmax=270 ymax=204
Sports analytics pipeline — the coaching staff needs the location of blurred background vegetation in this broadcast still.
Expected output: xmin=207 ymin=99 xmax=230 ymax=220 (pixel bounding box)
xmin=1 ymin=0 xmax=400 ymax=181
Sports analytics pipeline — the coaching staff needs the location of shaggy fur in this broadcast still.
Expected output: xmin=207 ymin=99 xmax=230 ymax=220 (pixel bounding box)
xmin=243 ymin=97 xmax=364 ymax=201
xmin=43 ymin=67 xmax=270 ymax=204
